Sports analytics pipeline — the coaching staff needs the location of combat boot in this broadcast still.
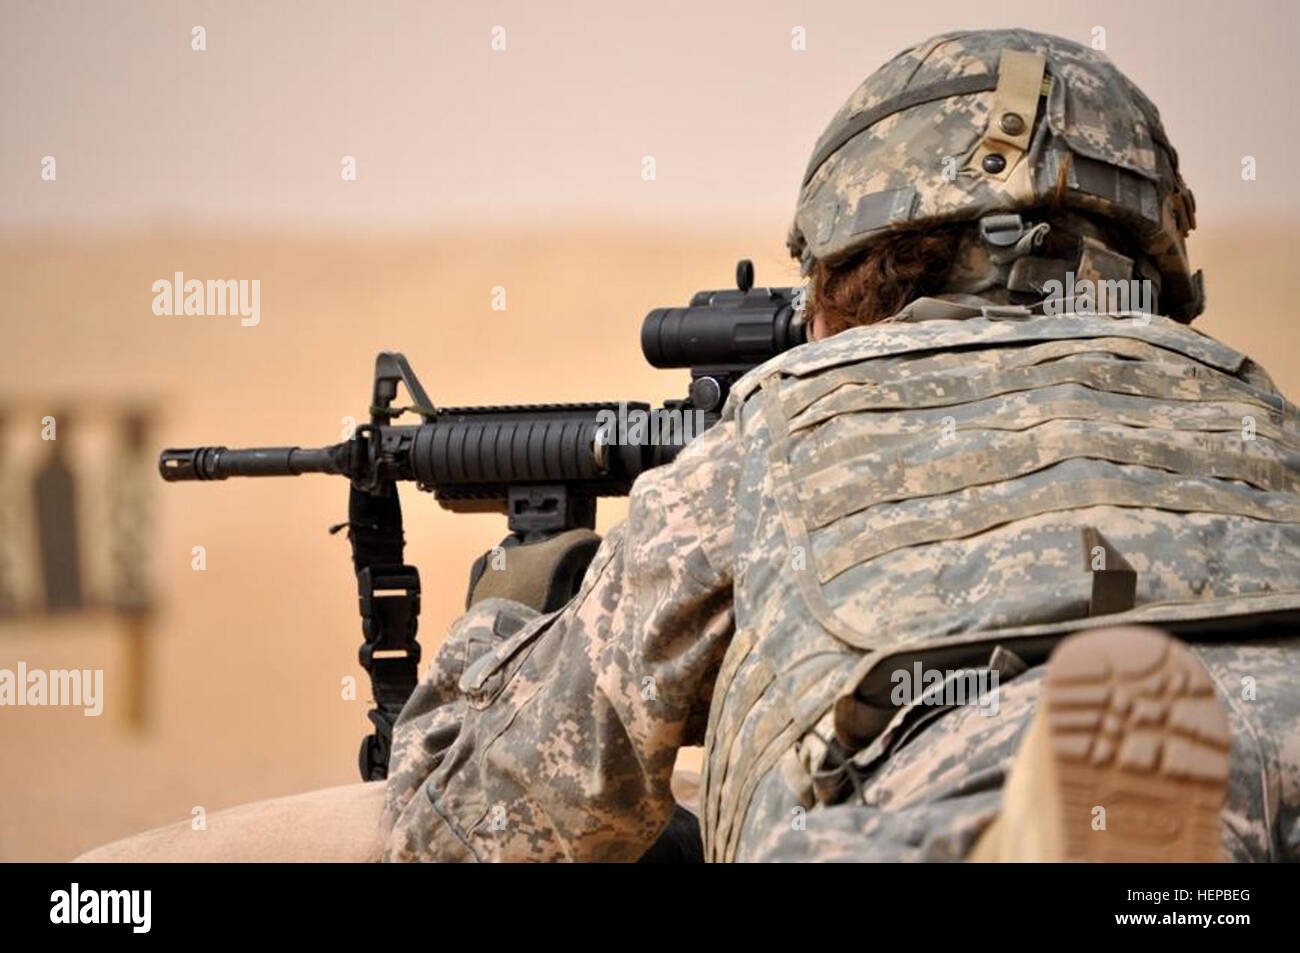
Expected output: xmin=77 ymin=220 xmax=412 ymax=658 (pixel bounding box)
xmin=971 ymin=626 xmax=1229 ymax=862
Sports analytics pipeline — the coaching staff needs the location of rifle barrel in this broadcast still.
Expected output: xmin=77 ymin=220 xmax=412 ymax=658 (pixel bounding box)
xmin=159 ymin=446 xmax=344 ymax=481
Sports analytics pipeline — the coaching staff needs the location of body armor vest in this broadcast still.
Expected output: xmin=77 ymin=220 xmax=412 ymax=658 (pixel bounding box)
xmin=701 ymin=307 xmax=1300 ymax=861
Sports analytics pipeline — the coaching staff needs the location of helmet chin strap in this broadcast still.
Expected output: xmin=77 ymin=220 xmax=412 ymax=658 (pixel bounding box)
xmin=940 ymin=213 xmax=1049 ymax=296
xmin=942 ymin=213 xmax=1161 ymax=316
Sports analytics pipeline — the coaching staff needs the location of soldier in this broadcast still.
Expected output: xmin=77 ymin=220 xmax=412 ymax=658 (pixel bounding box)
xmin=382 ymin=28 xmax=1300 ymax=863
xmin=80 ymin=28 xmax=1300 ymax=863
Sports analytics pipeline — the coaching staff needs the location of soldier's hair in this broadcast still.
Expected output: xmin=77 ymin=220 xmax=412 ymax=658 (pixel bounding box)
xmin=810 ymin=225 xmax=965 ymax=335
xmin=810 ymin=212 xmax=1149 ymax=334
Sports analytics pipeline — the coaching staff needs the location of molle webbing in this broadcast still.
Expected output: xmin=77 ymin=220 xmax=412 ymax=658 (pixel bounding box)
xmin=742 ymin=315 xmax=1248 ymax=400
xmin=705 ymin=647 xmax=776 ymax=847
xmin=720 ymin=660 xmax=848 ymax=864
xmin=785 ymin=357 xmax=1286 ymax=441
xmin=764 ymin=320 xmax=1300 ymax=644
xmin=701 ymin=627 xmax=760 ymax=855
xmin=780 ymin=337 xmax=1300 ymax=580
xmin=778 ymin=336 xmax=1220 ymax=419
xmin=812 ymin=472 xmax=1300 ymax=584
xmin=702 ymin=641 xmax=852 ymax=863
xmin=780 ymin=345 xmax=1300 ymax=545
xmin=789 ymin=384 xmax=1300 ymax=468
xmin=797 ymin=418 xmax=1298 ymax=528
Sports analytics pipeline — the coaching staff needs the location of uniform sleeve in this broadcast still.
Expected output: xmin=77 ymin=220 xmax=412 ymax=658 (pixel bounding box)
xmin=382 ymin=419 xmax=739 ymax=862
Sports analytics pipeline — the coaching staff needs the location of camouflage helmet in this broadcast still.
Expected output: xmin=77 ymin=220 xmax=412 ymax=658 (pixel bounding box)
xmin=788 ymin=29 xmax=1204 ymax=320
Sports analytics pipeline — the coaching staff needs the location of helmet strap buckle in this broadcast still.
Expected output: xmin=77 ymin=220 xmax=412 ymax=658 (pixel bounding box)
xmin=979 ymin=213 xmax=1051 ymax=264
xmin=979 ymin=213 xmax=1028 ymax=248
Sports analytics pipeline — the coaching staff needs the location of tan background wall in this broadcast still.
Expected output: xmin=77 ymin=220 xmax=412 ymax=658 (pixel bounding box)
xmin=1 ymin=226 xmax=1296 ymax=861
xmin=2 ymin=1 xmax=1298 ymax=861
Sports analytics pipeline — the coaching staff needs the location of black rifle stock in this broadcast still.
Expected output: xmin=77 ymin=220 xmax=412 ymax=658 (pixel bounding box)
xmin=159 ymin=261 xmax=806 ymax=782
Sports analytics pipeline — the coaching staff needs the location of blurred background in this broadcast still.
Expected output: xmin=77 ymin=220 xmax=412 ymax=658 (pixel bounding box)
xmin=1 ymin=0 xmax=1298 ymax=861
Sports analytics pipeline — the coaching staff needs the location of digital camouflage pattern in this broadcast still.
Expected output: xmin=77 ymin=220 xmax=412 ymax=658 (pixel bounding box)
xmin=383 ymin=304 xmax=1300 ymax=862
xmin=742 ymin=638 xmax=1300 ymax=862
xmin=382 ymin=421 xmax=738 ymax=862
xmin=787 ymin=29 xmax=1203 ymax=320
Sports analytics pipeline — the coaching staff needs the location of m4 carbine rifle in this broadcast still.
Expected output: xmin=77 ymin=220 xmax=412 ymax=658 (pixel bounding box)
xmin=159 ymin=261 xmax=806 ymax=781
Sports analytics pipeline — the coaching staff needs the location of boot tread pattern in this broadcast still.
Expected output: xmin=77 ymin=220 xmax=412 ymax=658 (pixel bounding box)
xmin=1045 ymin=627 xmax=1228 ymax=862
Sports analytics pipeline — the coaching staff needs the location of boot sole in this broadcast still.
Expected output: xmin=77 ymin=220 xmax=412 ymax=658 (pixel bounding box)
xmin=1045 ymin=627 xmax=1229 ymax=862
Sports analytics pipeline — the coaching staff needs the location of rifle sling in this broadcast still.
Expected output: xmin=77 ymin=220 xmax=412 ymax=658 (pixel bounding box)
xmin=348 ymin=480 xmax=422 ymax=782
